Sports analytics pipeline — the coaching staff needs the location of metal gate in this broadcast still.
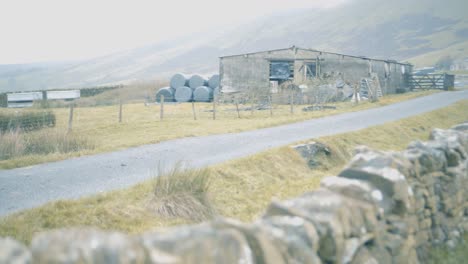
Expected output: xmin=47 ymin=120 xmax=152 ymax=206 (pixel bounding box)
xmin=409 ymin=73 xmax=455 ymax=91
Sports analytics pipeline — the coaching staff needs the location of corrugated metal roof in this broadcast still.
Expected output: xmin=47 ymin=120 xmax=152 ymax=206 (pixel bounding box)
xmin=220 ymin=46 xmax=412 ymax=66
xmin=7 ymin=92 xmax=43 ymax=102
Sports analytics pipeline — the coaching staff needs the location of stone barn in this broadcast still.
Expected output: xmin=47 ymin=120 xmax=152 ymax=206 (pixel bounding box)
xmin=219 ymin=46 xmax=413 ymax=100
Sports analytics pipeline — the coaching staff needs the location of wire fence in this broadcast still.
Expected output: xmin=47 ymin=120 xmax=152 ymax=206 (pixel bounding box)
xmin=0 ymin=75 xmax=371 ymax=165
xmin=0 ymin=90 xmax=343 ymax=133
xmin=0 ymin=86 xmax=359 ymax=163
xmin=0 ymin=110 xmax=55 ymax=133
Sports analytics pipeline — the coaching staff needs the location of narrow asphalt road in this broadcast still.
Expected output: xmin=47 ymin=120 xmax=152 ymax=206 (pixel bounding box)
xmin=1 ymin=91 xmax=467 ymax=217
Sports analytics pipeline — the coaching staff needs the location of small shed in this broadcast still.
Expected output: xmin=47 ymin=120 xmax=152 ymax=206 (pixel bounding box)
xmin=6 ymin=90 xmax=80 ymax=108
xmin=7 ymin=92 xmax=43 ymax=108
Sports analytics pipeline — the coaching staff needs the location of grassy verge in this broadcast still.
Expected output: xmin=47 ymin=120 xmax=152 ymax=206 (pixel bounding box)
xmin=0 ymin=90 xmax=438 ymax=169
xmin=0 ymin=100 xmax=465 ymax=245
xmin=0 ymin=129 xmax=94 ymax=161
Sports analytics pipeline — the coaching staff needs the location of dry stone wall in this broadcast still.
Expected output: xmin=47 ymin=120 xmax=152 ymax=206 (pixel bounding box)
xmin=1 ymin=123 xmax=467 ymax=264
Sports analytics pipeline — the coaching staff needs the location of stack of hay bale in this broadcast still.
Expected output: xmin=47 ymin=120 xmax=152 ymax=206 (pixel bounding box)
xmin=155 ymin=74 xmax=220 ymax=103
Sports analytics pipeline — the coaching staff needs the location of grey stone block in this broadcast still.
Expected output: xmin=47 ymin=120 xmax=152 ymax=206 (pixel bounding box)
xmin=0 ymin=237 xmax=31 ymax=264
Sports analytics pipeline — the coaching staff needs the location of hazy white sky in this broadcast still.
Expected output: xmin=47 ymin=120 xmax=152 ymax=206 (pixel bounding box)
xmin=0 ymin=0 xmax=347 ymax=64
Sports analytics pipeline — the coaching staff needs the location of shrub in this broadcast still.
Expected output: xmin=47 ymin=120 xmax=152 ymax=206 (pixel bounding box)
xmin=151 ymin=165 xmax=215 ymax=221
xmin=0 ymin=111 xmax=55 ymax=132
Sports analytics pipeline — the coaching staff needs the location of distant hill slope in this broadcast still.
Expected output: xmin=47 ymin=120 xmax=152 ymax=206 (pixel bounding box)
xmin=212 ymin=0 xmax=468 ymax=61
xmin=406 ymin=40 xmax=468 ymax=67
xmin=1 ymin=0 xmax=467 ymax=92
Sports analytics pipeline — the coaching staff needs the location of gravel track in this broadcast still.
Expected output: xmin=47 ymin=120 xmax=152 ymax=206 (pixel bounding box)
xmin=1 ymin=91 xmax=467 ymax=216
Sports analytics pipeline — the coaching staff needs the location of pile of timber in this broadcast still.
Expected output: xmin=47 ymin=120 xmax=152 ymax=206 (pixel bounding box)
xmin=156 ymin=73 xmax=220 ymax=102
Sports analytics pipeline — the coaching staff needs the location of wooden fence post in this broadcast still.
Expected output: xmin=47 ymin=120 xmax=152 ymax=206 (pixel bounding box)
xmin=160 ymin=95 xmax=164 ymax=121
xmin=119 ymin=99 xmax=122 ymax=123
xmin=290 ymin=93 xmax=294 ymax=114
xmin=192 ymin=101 xmax=197 ymax=120
xmin=268 ymin=95 xmax=273 ymax=117
xmin=68 ymin=104 xmax=74 ymax=133
xmin=251 ymin=96 xmax=255 ymax=116
xmin=212 ymin=96 xmax=216 ymax=120
xmin=235 ymin=100 xmax=240 ymax=118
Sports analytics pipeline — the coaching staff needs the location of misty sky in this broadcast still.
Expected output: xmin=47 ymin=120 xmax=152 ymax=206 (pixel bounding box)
xmin=0 ymin=0 xmax=348 ymax=64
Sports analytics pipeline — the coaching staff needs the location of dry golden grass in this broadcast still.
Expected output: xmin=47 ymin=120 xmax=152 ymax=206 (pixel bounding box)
xmin=0 ymin=90 xmax=438 ymax=169
xmin=151 ymin=165 xmax=215 ymax=221
xmin=0 ymin=129 xmax=94 ymax=160
xmin=1 ymin=99 xmax=465 ymax=245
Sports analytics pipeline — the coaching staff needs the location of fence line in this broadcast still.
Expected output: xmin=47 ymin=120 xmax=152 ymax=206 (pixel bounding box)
xmin=191 ymin=101 xmax=197 ymax=120
xmin=0 ymin=90 xmax=368 ymax=136
xmin=119 ymin=100 xmax=123 ymax=123
xmin=67 ymin=104 xmax=74 ymax=133
xmin=160 ymin=95 xmax=164 ymax=121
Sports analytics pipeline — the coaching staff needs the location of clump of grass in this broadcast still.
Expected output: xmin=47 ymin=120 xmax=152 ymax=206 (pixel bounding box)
xmin=0 ymin=129 xmax=24 ymax=160
xmin=151 ymin=165 xmax=215 ymax=222
xmin=0 ymin=129 xmax=94 ymax=160
xmin=25 ymin=130 xmax=94 ymax=155
xmin=0 ymin=110 xmax=55 ymax=132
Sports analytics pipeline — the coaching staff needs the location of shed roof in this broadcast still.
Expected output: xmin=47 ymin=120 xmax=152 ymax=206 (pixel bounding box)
xmin=220 ymin=46 xmax=412 ymax=66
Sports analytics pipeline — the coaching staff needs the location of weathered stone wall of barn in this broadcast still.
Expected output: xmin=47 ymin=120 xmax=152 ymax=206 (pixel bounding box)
xmin=220 ymin=47 xmax=412 ymax=97
xmin=220 ymin=54 xmax=271 ymax=95
xmin=2 ymin=123 xmax=466 ymax=264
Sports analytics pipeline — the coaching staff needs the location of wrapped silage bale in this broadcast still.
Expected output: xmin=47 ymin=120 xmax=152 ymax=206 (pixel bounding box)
xmin=174 ymin=86 xmax=193 ymax=102
xmin=170 ymin=73 xmax=190 ymax=89
xmin=189 ymin=75 xmax=208 ymax=89
xmin=213 ymin=86 xmax=220 ymax=96
xmin=156 ymin=87 xmax=175 ymax=102
xmin=208 ymin=74 xmax=220 ymax=89
xmin=193 ymin=86 xmax=213 ymax=102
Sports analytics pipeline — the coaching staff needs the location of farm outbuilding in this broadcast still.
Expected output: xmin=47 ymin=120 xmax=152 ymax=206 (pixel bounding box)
xmin=6 ymin=90 xmax=80 ymax=108
xmin=219 ymin=46 xmax=413 ymax=100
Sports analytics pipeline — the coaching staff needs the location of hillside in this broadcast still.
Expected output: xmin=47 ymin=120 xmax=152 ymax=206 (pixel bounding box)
xmin=211 ymin=0 xmax=468 ymax=62
xmin=1 ymin=0 xmax=467 ymax=92
xmin=407 ymin=40 xmax=468 ymax=66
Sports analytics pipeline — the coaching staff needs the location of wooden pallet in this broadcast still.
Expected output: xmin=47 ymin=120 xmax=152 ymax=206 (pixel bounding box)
xmin=360 ymin=74 xmax=383 ymax=99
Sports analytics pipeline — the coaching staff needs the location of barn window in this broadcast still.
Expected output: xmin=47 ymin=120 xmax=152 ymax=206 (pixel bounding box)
xmin=269 ymin=61 xmax=294 ymax=80
xmin=306 ymin=63 xmax=317 ymax=78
